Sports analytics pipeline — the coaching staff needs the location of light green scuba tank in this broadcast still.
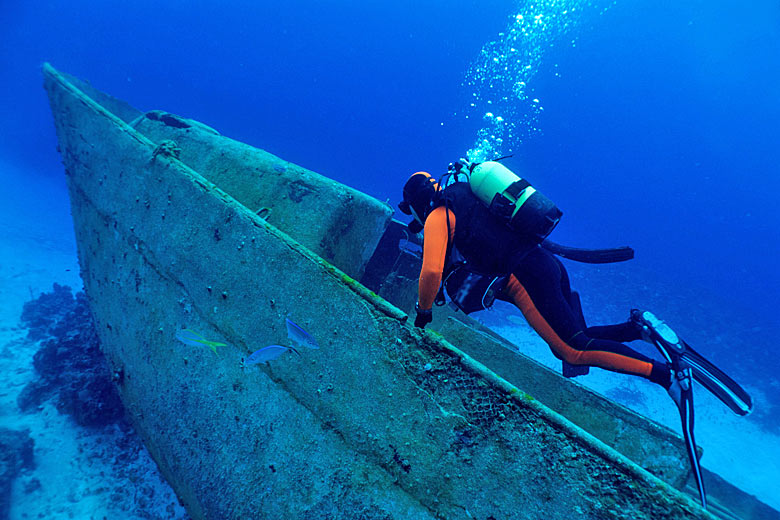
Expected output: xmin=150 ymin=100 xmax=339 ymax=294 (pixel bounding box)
xmin=468 ymin=161 xmax=562 ymax=242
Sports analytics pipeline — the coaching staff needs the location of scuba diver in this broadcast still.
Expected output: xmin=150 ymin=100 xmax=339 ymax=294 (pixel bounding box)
xmin=398 ymin=158 xmax=752 ymax=510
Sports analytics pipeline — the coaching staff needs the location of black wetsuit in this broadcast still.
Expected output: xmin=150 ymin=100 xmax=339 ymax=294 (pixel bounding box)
xmin=420 ymin=182 xmax=670 ymax=387
xmin=503 ymin=246 xmax=670 ymax=386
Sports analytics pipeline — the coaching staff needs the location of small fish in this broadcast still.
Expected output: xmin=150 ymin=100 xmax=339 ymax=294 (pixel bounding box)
xmin=245 ymin=344 xmax=300 ymax=365
xmin=175 ymin=328 xmax=227 ymax=354
xmin=285 ymin=318 xmax=319 ymax=350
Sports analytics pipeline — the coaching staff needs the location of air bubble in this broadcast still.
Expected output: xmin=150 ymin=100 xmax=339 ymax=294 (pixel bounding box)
xmin=464 ymin=0 xmax=593 ymax=159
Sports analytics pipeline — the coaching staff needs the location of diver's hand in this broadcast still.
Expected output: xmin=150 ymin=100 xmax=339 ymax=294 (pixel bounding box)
xmin=414 ymin=303 xmax=433 ymax=329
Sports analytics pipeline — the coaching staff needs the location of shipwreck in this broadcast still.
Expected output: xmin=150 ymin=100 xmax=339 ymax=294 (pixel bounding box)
xmin=43 ymin=63 xmax=776 ymax=520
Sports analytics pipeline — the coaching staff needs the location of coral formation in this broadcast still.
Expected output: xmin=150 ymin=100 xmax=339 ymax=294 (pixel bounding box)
xmin=11 ymin=283 xmax=189 ymax=519
xmin=17 ymin=284 xmax=124 ymax=427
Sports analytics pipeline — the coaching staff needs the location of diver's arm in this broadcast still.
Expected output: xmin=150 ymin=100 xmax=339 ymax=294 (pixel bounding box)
xmin=418 ymin=206 xmax=456 ymax=310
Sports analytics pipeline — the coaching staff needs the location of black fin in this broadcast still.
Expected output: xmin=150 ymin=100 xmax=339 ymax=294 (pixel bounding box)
xmin=681 ymin=341 xmax=753 ymax=416
xmin=632 ymin=310 xmax=752 ymax=415
xmin=674 ymin=364 xmax=707 ymax=510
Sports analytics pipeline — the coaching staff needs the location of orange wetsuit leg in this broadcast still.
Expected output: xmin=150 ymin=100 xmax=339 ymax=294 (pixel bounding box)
xmin=503 ymin=275 xmax=654 ymax=378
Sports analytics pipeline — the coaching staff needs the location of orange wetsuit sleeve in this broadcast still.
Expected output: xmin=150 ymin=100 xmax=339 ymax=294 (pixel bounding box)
xmin=418 ymin=206 xmax=456 ymax=310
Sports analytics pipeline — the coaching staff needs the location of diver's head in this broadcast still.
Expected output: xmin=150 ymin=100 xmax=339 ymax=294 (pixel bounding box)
xmin=399 ymin=171 xmax=438 ymax=233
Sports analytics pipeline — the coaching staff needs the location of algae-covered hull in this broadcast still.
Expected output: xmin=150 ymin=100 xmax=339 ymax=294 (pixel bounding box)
xmin=44 ymin=63 xmax=718 ymax=519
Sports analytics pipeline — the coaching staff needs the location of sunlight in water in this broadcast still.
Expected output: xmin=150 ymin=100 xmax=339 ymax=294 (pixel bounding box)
xmin=464 ymin=0 xmax=614 ymax=162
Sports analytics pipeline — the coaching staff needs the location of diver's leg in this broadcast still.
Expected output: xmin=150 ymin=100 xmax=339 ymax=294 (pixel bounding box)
xmin=554 ymin=256 xmax=575 ymax=306
xmin=503 ymin=248 xmax=670 ymax=387
xmin=585 ymin=322 xmax=642 ymax=343
xmin=568 ymin=290 xmax=587 ymax=329
xmin=552 ymin=255 xmax=640 ymax=342
xmin=562 ymin=290 xmax=590 ymax=376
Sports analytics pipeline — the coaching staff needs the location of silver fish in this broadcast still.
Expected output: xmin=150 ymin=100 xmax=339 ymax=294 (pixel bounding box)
xmin=285 ymin=318 xmax=319 ymax=350
xmin=245 ymin=345 xmax=297 ymax=365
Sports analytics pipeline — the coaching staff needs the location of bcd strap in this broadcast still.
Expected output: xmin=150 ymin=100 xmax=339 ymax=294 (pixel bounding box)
xmin=504 ymin=179 xmax=531 ymax=199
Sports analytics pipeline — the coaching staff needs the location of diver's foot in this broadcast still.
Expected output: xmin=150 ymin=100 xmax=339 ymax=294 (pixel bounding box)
xmin=629 ymin=309 xmax=681 ymax=346
xmin=629 ymin=309 xmax=653 ymax=342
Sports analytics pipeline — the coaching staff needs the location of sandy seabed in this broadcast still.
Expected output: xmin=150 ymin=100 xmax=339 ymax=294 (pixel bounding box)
xmin=0 ymin=237 xmax=189 ymax=520
xmin=0 ymin=161 xmax=188 ymax=520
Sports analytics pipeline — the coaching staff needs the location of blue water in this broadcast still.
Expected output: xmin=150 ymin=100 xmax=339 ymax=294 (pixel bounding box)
xmin=3 ymin=0 xmax=777 ymax=314
xmin=2 ymin=0 xmax=779 ymax=514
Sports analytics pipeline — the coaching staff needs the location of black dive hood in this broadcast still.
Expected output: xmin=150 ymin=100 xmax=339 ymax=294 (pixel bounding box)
xmin=399 ymin=173 xmax=437 ymax=234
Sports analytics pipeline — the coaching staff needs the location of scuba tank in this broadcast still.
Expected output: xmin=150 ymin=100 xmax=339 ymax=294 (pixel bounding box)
xmin=446 ymin=159 xmax=562 ymax=243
